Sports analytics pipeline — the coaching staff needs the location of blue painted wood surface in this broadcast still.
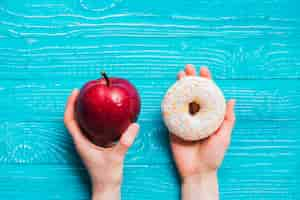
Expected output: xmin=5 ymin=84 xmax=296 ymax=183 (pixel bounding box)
xmin=0 ymin=0 xmax=299 ymax=199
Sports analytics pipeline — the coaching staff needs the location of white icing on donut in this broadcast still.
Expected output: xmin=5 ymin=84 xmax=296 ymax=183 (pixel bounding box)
xmin=161 ymin=76 xmax=226 ymax=140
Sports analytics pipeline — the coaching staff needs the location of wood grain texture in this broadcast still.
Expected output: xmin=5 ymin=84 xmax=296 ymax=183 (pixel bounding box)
xmin=0 ymin=120 xmax=299 ymax=167
xmin=0 ymin=0 xmax=299 ymax=199
xmin=0 ymin=164 xmax=297 ymax=200
xmin=1 ymin=37 xmax=300 ymax=80
xmin=0 ymin=0 xmax=298 ymax=39
xmin=0 ymin=79 xmax=299 ymax=122
xmin=0 ymin=0 xmax=300 ymax=79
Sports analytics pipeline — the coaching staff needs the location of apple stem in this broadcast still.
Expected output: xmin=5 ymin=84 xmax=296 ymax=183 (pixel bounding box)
xmin=101 ymin=72 xmax=110 ymax=86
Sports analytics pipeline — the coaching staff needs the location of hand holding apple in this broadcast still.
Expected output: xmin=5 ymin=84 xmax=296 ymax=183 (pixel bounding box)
xmin=64 ymin=89 xmax=140 ymax=200
xmin=75 ymin=72 xmax=141 ymax=147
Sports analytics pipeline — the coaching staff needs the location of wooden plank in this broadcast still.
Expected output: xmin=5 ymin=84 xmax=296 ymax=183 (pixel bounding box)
xmin=0 ymin=1 xmax=299 ymax=199
xmin=0 ymin=164 xmax=297 ymax=199
xmin=0 ymin=1 xmax=299 ymax=79
xmin=0 ymin=37 xmax=300 ymax=80
xmin=0 ymin=0 xmax=298 ymax=39
xmin=0 ymin=120 xmax=299 ymax=165
xmin=0 ymin=79 xmax=299 ymax=122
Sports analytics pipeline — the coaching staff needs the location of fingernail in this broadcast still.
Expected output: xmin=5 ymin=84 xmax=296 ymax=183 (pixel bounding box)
xmin=186 ymin=64 xmax=194 ymax=68
xmin=131 ymin=123 xmax=140 ymax=130
xmin=72 ymin=88 xmax=79 ymax=94
xmin=122 ymin=125 xmax=139 ymax=146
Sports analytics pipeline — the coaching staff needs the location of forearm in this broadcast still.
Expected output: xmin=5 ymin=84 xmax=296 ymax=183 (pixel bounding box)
xmin=181 ymin=171 xmax=219 ymax=200
xmin=92 ymin=184 xmax=121 ymax=200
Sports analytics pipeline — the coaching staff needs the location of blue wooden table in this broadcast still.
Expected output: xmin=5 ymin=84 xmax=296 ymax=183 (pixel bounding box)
xmin=0 ymin=0 xmax=299 ymax=199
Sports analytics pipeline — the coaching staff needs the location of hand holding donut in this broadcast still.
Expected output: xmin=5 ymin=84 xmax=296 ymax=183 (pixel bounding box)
xmin=167 ymin=65 xmax=236 ymax=200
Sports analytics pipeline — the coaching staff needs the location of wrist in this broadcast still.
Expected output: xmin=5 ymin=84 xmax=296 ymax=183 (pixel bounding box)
xmin=182 ymin=170 xmax=217 ymax=186
xmin=181 ymin=171 xmax=219 ymax=200
xmin=92 ymin=183 xmax=121 ymax=200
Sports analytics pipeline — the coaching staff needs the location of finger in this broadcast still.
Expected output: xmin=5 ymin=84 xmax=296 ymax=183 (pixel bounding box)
xmin=64 ymin=89 xmax=79 ymax=124
xmin=213 ymin=99 xmax=236 ymax=141
xmin=65 ymin=119 xmax=94 ymax=151
xmin=64 ymin=89 xmax=93 ymax=150
xmin=185 ymin=64 xmax=196 ymax=76
xmin=177 ymin=71 xmax=186 ymax=80
xmin=225 ymin=99 xmax=236 ymax=123
xmin=114 ymin=123 xmax=140 ymax=155
xmin=200 ymin=66 xmax=212 ymax=80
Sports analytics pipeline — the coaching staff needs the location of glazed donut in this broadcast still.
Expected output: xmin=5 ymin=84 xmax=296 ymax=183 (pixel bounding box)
xmin=161 ymin=76 xmax=226 ymax=141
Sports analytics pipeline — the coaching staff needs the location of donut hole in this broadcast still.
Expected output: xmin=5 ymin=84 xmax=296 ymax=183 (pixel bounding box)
xmin=189 ymin=101 xmax=200 ymax=116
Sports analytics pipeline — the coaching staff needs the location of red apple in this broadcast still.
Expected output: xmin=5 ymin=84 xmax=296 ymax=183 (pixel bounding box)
xmin=75 ymin=72 xmax=141 ymax=147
